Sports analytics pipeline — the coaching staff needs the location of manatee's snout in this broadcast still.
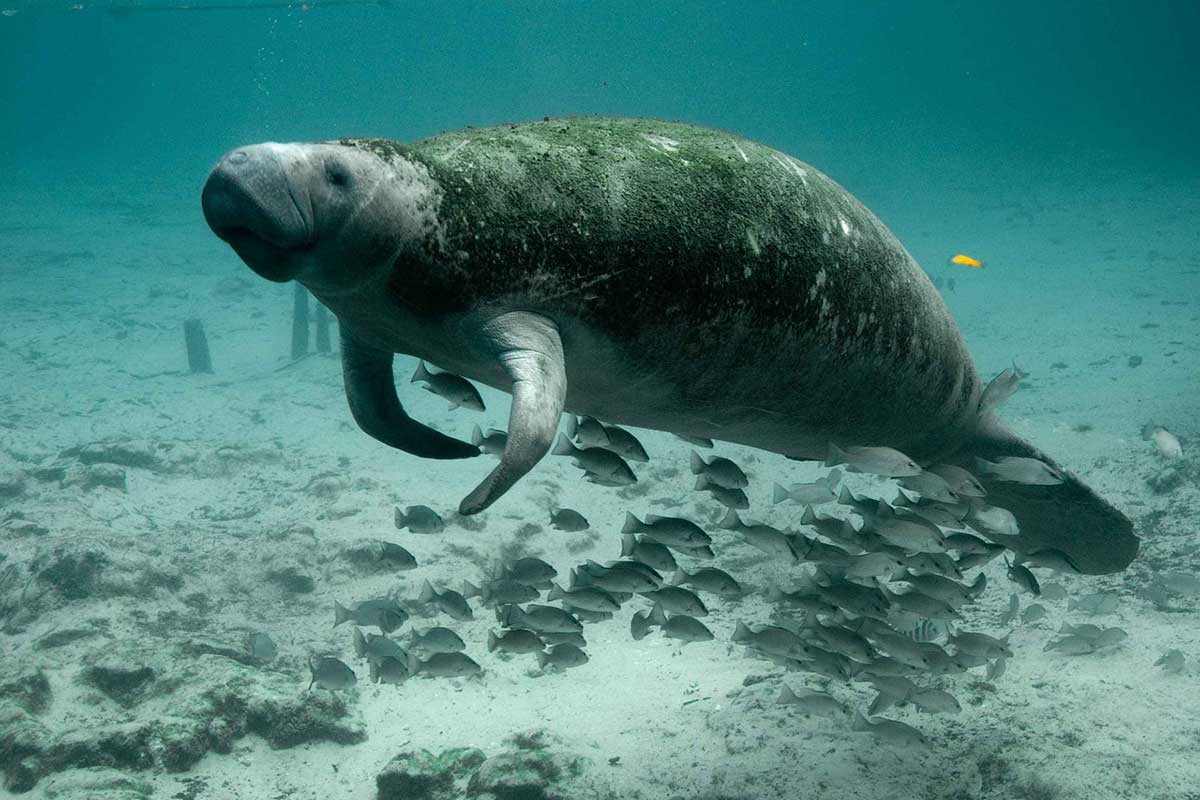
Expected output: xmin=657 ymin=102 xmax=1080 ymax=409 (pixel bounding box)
xmin=202 ymin=145 xmax=313 ymax=282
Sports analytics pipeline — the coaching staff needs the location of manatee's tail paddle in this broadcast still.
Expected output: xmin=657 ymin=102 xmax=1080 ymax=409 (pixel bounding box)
xmin=951 ymin=416 xmax=1138 ymax=575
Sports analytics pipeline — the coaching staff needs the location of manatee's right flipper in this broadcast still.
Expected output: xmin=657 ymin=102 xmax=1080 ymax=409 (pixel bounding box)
xmin=340 ymin=331 xmax=479 ymax=459
xmin=458 ymin=311 xmax=567 ymax=515
xmin=952 ymin=416 xmax=1138 ymax=575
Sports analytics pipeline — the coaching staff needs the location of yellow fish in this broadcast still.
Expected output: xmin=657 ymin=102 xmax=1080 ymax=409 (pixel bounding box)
xmin=949 ymin=253 xmax=984 ymax=268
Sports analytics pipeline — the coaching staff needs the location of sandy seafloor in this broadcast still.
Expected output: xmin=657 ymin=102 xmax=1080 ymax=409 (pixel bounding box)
xmin=1 ymin=156 xmax=1198 ymax=800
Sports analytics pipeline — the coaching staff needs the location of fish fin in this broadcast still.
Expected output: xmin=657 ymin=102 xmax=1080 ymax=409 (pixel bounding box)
xmin=690 ymin=450 xmax=706 ymax=475
xmin=418 ymin=580 xmax=436 ymax=605
xmin=621 ymin=512 xmax=642 ymax=535
xmin=826 ymin=443 xmax=848 ymax=468
xmin=771 ymin=483 xmax=789 ymax=505
xmin=718 ymin=508 xmax=741 ymax=530
xmin=458 ymin=314 xmax=566 ymax=515
xmin=953 ymin=417 xmax=1137 ymax=574
xmin=620 ymin=533 xmax=637 ymax=557
xmin=341 ymin=332 xmax=479 ymax=460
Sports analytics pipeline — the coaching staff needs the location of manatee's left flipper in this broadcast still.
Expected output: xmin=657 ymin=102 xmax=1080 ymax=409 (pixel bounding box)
xmin=459 ymin=312 xmax=566 ymax=515
xmin=341 ymin=330 xmax=480 ymax=459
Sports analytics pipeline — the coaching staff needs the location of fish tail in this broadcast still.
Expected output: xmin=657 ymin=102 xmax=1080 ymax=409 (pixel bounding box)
xmin=461 ymin=580 xmax=481 ymax=600
xmin=648 ymin=602 xmax=668 ymax=628
xmin=717 ymin=508 xmax=741 ymax=530
xmin=487 ymin=630 xmax=498 ymax=653
xmin=368 ymin=660 xmax=380 ymax=683
xmin=731 ymin=620 xmax=752 ymax=643
xmin=771 ymin=483 xmax=790 ymax=505
xmin=393 ymin=506 xmax=407 ymax=530
xmin=411 ymin=359 xmax=431 ymax=384
xmin=800 ymin=505 xmax=816 ymax=525
xmin=777 ymin=686 xmax=797 ymax=705
xmin=852 ymin=711 xmax=874 ymax=731
xmin=547 ymin=583 xmax=565 ymax=601
xmin=471 ymin=424 xmax=484 ymax=446
xmin=551 ymin=433 xmax=578 ymax=457
xmin=562 ymin=414 xmax=579 ymax=440
xmin=418 ymin=580 xmax=437 ymax=605
xmin=407 ymin=652 xmax=421 ymax=675
xmin=620 ymin=533 xmax=637 ymax=558
xmin=670 ymin=568 xmax=687 ymax=586
xmin=621 ymin=511 xmax=643 ymax=535
xmin=333 ymin=601 xmax=350 ymax=628
xmin=694 ymin=475 xmax=710 ymax=491
xmin=825 ymin=443 xmax=848 ymax=468
xmin=536 ymin=650 xmax=549 ymax=669
xmin=689 ymin=450 xmax=706 ymax=475
xmin=824 ymin=469 xmax=843 ymax=487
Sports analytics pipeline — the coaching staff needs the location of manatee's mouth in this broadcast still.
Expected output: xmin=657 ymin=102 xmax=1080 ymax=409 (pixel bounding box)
xmin=201 ymin=147 xmax=314 ymax=282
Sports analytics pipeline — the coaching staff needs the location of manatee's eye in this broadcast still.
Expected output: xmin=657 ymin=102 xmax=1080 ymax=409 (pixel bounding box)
xmin=326 ymin=162 xmax=351 ymax=189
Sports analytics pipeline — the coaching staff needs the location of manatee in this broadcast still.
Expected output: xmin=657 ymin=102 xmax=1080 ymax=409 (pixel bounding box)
xmin=200 ymin=117 xmax=1137 ymax=574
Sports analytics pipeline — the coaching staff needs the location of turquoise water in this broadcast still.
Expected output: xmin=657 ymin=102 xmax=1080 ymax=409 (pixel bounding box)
xmin=1 ymin=3 xmax=1198 ymax=799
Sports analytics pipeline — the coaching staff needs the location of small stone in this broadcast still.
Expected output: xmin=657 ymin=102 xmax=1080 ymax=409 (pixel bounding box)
xmin=264 ymin=566 xmax=316 ymax=595
xmin=81 ymin=464 xmax=127 ymax=491
xmin=75 ymin=440 xmax=161 ymax=470
xmin=375 ymin=748 xmax=487 ymax=800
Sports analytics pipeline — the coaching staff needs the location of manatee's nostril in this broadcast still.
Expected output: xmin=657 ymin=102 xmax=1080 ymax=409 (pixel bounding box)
xmin=229 ymin=150 xmax=249 ymax=165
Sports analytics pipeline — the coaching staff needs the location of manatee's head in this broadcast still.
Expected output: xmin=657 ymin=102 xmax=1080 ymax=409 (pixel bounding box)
xmin=202 ymin=142 xmax=437 ymax=290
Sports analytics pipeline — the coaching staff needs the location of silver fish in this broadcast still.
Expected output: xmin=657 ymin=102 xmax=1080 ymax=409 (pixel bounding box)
xmin=537 ymin=643 xmax=589 ymax=670
xmin=487 ymin=628 xmax=543 ymax=654
xmin=368 ymin=655 xmax=409 ymax=685
xmin=408 ymin=651 xmax=482 ymax=677
xmin=362 ymin=633 xmax=407 ymax=665
xmin=308 ymin=656 xmax=356 ymax=691
xmin=334 ymin=597 xmax=408 ymax=633
xmin=418 ymin=581 xmax=473 ymax=621
xmin=549 ymin=508 xmax=590 ymax=532
xmin=620 ymin=535 xmax=678 ymax=572
xmin=599 ymin=424 xmax=650 ymax=462
xmin=503 ymin=557 xmax=558 ymax=587
xmin=826 ymin=444 xmax=921 ymax=478
xmin=674 ymin=432 xmax=714 ymax=448
xmin=731 ymin=621 xmax=814 ymax=660
xmin=998 ymin=593 xmax=1020 ymax=625
xmin=974 ymin=456 xmax=1065 ymax=486
xmin=377 ymin=540 xmax=419 ymax=571
xmin=409 ymin=626 xmax=466 ymax=654
xmin=499 ymin=604 xmax=583 ymax=634
xmin=552 ymin=435 xmax=637 ymax=484
xmin=622 ymin=512 xmax=711 ymax=549
xmin=772 ymin=470 xmax=841 ymax=505
xmin=690 ymin=451 xmax=749 ymax=489
xmin=394 ymin=504 xmax=445 ymax=535
xmin=548 ymin=582 xmax=622 ymax=613
xmin=951 ymin=631 xmax=1012 ymax=658
xmin=1044 ymin=635 xmax=1096 ymax=655
xmin=659 ymin=612 xmax=714 ymax=644
xmin=462 ymin=578 xmax=540 ymax=607
xmin=852 ymin=712 xmax=926 ymax=746
xmin=986 ymin=655 xmax=1007 ymax=681
xmin=897 ymin=471 xmax=959 ymax=504
xmin=979 ymin=364 xmax=1022 ymax=414
xmin=470 ymin=424 xmax=508 ymax=456
xmin=575 ymin=561 xmax=660 ymax=594
xmin=1006 ymin=559 xmax=1041 ymax=596
xmin=911 ymin=688 xmax=961 ymax=714
xmin=1020 ymin=604 xmax=1047 ymax=624
xmin=672 ymin=566 xmax=742 ymax=596
xmin=411 ymin=360 xmax=485 ymax=411
xmin=695 ymin=474 xmax=750 ymax=509
xmin=639 ymin=586 xmax=707 ymax=617
xmin=776 ymin=685 xmax=848 ymax=717
xmin=1067 ymin=591 xmax=1120 ymax=615
xmin=1017 ymin=548 xmax=1081 ymax=573
xmin=927 ymin=464 xmax=987 ymax=498
xmin=564 ymin=415 xmax=610 ymax=448
xmin=719 ymin=509 xmax=796 ymax=561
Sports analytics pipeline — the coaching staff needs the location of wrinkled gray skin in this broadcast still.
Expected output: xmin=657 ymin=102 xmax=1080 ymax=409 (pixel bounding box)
xmin=201 ymin=117 xmax=1137 ymax=574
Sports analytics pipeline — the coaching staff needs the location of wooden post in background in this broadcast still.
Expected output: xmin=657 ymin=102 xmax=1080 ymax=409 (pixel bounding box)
xmin=314 ymin=302 xmax=332 ymax=354
xmin=291 ymin=282 xmax=309 ymax=360
xmin=183 ymin=318 xmax=214 ymax=374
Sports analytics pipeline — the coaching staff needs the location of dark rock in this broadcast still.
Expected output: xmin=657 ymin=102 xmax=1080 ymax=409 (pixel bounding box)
xmin=74 ymin=440 xmax=161 ymax=471
xmin=81 ymin=661 xmax=155 ymax=708
xmin=465 ymin=731 xmax=598 ymax=800
xmin=0 ymin=670 xmax=51 ymax=714
xmin=36 ymin=549 xmax=109 ymax=600
xmin=376 ymin=748 xmax=487 ymax=800
xmin=264 ymin=565 xmax=315 ymax=595
xmin=80 ymin=464 xmax=127 ymax=491
xmin=1148 ymin=467 xmax=1184 ymax=494
xmin=0 ymin=470 xmax=25 ymax=498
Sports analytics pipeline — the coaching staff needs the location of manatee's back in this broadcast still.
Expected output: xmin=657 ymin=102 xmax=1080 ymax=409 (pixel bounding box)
xmin=402 ymin=118 xmax=981 ymax=460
